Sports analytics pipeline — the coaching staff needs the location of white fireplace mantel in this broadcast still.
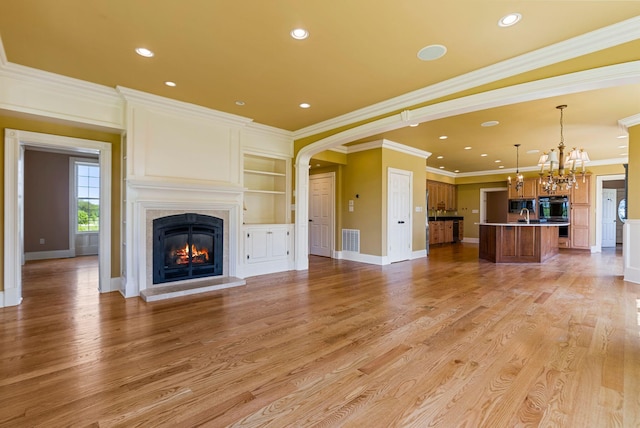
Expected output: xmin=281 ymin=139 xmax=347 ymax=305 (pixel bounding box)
xmin=122 ymin=178 xmax=243 ymax=298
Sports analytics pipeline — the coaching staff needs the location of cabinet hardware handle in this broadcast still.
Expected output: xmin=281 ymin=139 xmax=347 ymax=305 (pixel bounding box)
xmin=398 ymin=221 xmax=405 ymax=224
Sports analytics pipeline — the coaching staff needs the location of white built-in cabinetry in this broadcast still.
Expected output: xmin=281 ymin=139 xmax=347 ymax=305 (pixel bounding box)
xmin=242 ymin=151 xmax=294 ymax=276
xmin=243 ymin=153 xmax=290 ymax=224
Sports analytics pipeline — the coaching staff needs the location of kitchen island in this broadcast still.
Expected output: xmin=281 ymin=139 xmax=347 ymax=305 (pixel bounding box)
xmin=478 ymin=222 xmax=569 ymax=263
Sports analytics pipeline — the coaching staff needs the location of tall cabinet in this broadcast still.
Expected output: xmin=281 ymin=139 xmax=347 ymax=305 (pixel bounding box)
xmin=570 ymin=176 xmax=591 ymax=250
xmin=242 ymin=151 xmax=294 ymax=276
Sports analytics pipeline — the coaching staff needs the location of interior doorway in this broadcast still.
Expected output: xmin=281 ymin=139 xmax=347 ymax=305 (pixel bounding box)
xmin=3 ymin=129 xmax=112 ymax=307
xmin=479 ymin=187 xmax=508 ymax=224
xmin=309 ymin=172 xmax=335 ymax=258
xmin=595 ymin=174 xmax=626 ymax=253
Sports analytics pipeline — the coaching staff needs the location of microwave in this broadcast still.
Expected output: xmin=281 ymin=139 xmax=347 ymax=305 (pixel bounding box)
xmin=508 ymin=198 xmax=536 ymax=214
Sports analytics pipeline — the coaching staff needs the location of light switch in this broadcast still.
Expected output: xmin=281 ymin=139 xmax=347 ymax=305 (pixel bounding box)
xmin=349 ymin=206 xmax=354 ymax=212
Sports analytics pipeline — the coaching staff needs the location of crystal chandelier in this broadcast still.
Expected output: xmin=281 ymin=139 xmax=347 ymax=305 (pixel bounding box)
xmin=538 ymin=105 xmax=590 ymax=194
xmin=508 ymin=143 xmax=524 ymax=195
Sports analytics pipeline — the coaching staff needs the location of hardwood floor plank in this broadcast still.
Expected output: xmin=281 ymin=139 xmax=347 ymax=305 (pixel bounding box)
xmin=1 ymin=247 xmax=638 ymax=427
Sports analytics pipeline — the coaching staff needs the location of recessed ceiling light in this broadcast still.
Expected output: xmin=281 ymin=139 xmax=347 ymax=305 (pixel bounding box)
xmin=409 ymin=123 xmax=419 ymax=127
xmin=439 ymin=135 xmax=448 ymax=140
xmin=617 ymin=134 xmax=628 ymax=139
xmin=464 ymin=146 xmax=472 ymax=150
xmin=454 ymin=170 xmax=460 ymax=173
xmin=498 ymin=165 xmax=505 ymax=169
xmin=439 ymin=166 xmax=445 ymax=169
xmin=417 ymin=44 xmax=447 ymax=61
xmin=481 ymin=153 xmax=488 ymax=157
xmin=495 ymin=160 xmax=501 ymax=163
xmin=299 ymin=103 xmax=311 ymax=109
xmin=481 ymin=120 xmax=499 ymax=127
xmin=498 ymin=13 xmax=522 ymax=27
xmin=290 ymin=28 xmax=309 ymax=40
xmin=437 ymin=155 xmax=444 ymax=159
xmin=164 ymin=81 xmax=176 ymax=87
xmin=135 ymin=47 xmax=154 ymax=57
xmin=235 ymin=100 xmax=245 ymax=106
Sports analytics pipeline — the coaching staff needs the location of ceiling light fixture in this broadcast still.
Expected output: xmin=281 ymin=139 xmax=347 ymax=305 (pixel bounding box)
xmin=498 ymin=13 xmax=522 ymax=27
xmin=464 ymin=146 xmax=472 ymax=150
xmin=409 ymin=123 xmax=419 ymax=127
xmin=135 ymin=47 xmax=154 ymax=57
xmin=235 ymin=100 xmax=246 ymax=106
xmin=508 ymin=144 xmax=524 ymax=195
xmin=417 ymin=44 xmax=447 ymax=61
xmin=481 ymin=120 xmax=499 ymax=127
xmin=437 ymin=155 xmax=444 ymax=159
xmin=164 ymin=81 xmax=176 ymax=87
xmin=439 ymin=135 xmax=448 ymax=140
xmin=299 ymin=103 xmax=311 ymax=109
xmin=538 ymin=105 xmax=590 ymax=194
xmin=290 ymin=28 xmax=309 ymax=40
xmin=481 ymin=153 xmax=488 ymax=157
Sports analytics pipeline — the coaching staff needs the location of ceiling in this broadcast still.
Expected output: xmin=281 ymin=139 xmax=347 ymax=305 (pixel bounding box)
xmin=1 ymin=1 xmax=639 ymax=175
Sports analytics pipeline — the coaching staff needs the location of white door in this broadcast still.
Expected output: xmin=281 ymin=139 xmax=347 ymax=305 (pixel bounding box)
xmin=309 ymin=173 xmax=334 ymax=257
xmin=388 ymin=168 xmax=412 ymax=263
xmin=602 ymin=188 xmax=617 ymax=248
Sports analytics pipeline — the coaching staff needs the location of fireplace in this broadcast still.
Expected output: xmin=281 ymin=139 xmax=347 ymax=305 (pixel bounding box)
xmin=153 ymin=213 xmax=223 ymax=284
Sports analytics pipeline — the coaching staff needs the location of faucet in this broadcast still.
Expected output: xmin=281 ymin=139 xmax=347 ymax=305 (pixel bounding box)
xmin=520 ymin=208 xmax=530 ymax=224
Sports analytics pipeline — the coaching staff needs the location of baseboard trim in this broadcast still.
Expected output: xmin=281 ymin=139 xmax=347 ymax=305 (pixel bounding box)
xmin=24 ymin=249 xmax=74 ymax=261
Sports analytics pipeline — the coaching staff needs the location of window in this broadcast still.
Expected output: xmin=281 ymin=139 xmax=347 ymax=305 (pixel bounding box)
xmin=76 ymin=161 xmax=100 ymax=232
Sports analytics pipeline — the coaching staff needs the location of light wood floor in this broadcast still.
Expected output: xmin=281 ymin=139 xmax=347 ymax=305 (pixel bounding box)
xmin=1 ymin=244 xmax=638 ymax=427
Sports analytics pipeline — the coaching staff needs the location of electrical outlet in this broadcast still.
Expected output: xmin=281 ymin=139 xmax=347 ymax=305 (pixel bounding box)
xmin=39 ymin=238 xmax=45 ymax=245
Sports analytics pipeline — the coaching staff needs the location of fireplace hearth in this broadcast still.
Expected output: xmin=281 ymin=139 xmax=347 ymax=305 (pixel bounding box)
xmin=153 ymin=213 xmax=223 ymax=284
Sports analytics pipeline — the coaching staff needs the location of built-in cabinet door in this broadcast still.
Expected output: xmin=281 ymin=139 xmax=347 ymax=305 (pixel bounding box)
xmin=245 ymin=227 xmax=270 ymax=262
xmin=571 ymin=205 xmax=590 ymax=249
xmin=245 ymin=226 xmax=289 ymax=263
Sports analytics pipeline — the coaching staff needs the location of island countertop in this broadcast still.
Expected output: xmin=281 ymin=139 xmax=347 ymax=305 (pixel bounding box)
xmin=478 ymin=223 xmax=562 ymax=263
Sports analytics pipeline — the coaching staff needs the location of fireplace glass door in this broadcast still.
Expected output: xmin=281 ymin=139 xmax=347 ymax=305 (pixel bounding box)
xmin=153 ymin=214 xmax=223 ymax=284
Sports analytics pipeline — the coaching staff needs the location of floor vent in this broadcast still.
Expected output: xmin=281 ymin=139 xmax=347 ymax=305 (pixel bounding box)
xmin=342 ymin=229 xmax=360 ymax=252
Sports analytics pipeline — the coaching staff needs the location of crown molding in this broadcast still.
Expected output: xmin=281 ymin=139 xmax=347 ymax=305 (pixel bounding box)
xmin=0 ymin=35 xmax=7 ymax=68
xmin=452 ymin=158 xmax=628 ymax=178
xmin=117 ymin=86 xmax=253 ymax=128
xmin=619 ymin=113 xmax=640 ymax=129
xmin=426 ymin=166 xmax=457 ymax=178
xmin=328 ymin=145 xmax=348 ymax=154
xmin=293 ymin=16 xmax=640 ymax=140
xmin=346 ymin=139 xmax=431 ymax=159
xmin=245 ymin=121 xmax=293 ymax=139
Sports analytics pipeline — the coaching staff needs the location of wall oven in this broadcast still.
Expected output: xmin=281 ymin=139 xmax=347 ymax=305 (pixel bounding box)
xmin=538 ymin=196 xmax=569 ymax=222
xmin=539 ymin=196 xmax=569 ymax=238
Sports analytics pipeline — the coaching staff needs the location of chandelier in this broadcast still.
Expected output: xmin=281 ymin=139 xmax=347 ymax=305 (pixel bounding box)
xmin=508 ymin=143 xmax=524 ymax=195
xmin=538 ymin=105 xmax=590 ymax=194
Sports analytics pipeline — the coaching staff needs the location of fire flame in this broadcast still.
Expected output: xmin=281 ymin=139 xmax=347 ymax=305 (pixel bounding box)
xmin=173 ymin=243 xmax=210 ymax=265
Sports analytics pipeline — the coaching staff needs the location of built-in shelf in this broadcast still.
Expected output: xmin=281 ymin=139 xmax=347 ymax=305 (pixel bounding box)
xmin=243 ymin=153 xmax=290 ymax=224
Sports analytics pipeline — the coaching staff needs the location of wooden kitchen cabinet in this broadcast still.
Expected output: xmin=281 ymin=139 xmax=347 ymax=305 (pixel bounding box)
xmin=427 ymin=180 xmax=456 ymax=211
xmin=508 ymin=177 xmax=537 ymax=199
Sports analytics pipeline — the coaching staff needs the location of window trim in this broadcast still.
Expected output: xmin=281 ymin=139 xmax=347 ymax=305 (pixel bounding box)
xmin=70 ymin=157 xmax=100 ymax=240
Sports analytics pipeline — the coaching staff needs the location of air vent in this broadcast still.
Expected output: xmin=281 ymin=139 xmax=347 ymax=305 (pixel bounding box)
xmin=342 ymin=229 xmax=360 ymax=252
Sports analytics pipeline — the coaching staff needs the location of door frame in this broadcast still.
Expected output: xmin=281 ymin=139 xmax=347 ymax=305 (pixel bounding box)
xmin=594 ymin=174 xmax=625 ymax=252
xmin=3 ymin=129 xmax=112 ymax=307
xmin=387 ymin=167 xmax=413 ymax=263
xmin=308 ymin=172 xmax=335 ymax=258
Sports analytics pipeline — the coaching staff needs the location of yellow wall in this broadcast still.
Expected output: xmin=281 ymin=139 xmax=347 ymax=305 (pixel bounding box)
xmin=0 ymin=116 xmax=122 ymax=292
xmin=628 ymin=125 xmax=639 ymax=219
xmin=342 ymin=150 xmax=383 ymax=255
xmin=456 ymin=181 xmax=506 ymax=239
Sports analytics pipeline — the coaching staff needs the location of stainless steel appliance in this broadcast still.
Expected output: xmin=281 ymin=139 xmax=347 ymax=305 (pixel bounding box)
xmin=538 ymin=196 xmax=569 ymax=222
xmin=539 ymin=195 xmax=569 ymax=238
xmin=508 ymin=198 xmax=536 ymax=214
